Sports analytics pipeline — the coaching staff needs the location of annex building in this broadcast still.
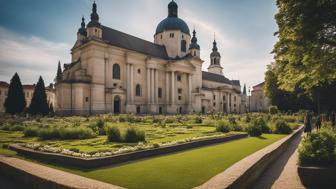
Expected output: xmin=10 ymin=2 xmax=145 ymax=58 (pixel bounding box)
xmin=55 ymin=1 xmax=247 ymax=115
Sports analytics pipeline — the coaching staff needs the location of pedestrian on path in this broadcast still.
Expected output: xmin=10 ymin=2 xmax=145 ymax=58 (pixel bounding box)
xmin=304 ymin=112 xmax=312 ymax=133
xmin=315 ymin=115 xmax=321 ymax=131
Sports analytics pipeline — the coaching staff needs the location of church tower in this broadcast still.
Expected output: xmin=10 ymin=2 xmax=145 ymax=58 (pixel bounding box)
xmin=207 ymin=40 xmax=223 ymax=75
xmin=154 ymin=1 xmax=191 ymax=58
xmin=77 ymin=17 xmax=87 ymax=41
xmin=86 ymin=1 xmax=102 ymax=39
xmin=189 ymin=29 xmax=200 ymax=58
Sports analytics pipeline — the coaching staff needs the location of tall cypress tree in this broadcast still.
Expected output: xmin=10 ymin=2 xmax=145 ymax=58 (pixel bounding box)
xmin=4 ymin=73 xmax=26 ymax=115
xmin=55 ymin=61 xmax=63 ymax=83
xmin=29 ymin=76 xmax=50 ymax=116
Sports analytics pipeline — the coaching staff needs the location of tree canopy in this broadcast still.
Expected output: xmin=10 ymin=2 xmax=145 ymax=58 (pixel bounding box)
xmin=265 ymin=0 xmax=336 ymax=113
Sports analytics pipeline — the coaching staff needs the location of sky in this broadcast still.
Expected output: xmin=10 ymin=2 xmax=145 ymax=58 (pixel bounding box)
xmin=0 ymin=0 xmax=278 ymax=91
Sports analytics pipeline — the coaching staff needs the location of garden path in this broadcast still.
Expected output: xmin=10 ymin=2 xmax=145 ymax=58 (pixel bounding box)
xmin=252 ymin=133 xmax=305 ymax=189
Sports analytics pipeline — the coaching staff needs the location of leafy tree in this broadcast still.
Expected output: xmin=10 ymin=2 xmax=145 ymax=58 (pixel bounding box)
xmin=4 ymin=73 xmax=26 ymax=115
xmin=270 ymin=0 xmax=336 ymax=113
xmin=29 ymin=76 xmax=50 ymax=116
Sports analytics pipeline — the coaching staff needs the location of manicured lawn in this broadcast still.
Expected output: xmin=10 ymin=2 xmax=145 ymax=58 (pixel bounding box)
xmin=28 ymin=134 xmax=286 ymax=189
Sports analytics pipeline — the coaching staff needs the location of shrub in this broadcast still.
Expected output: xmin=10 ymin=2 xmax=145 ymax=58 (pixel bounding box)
xmin=247 ymin=119 xmax=264 ymax=137
xmin=24 ymin=127 xmax=39 ymax=137
xmin=106 ymin=126 xmax=122 ymax=142
xmin=228 ymin=116 xmax=236 ymax=125
xmin=124 ymin=128 xmax=146 ymax=143
xmin=59 ymin=127 xmax=96 ymax=139
xmin=269 ymin=105 xmax=278 ymax=114
xmin=38 ymin=128 xmax=60 ymax=140
xmin=96 ymin=119 xmax=106 ymax=135
xmin=274 ymin=120 xmax=292 ymax=134
xmin=215 ymin=120 xmax=231 ymax=133
xmin=298 ymin=128 xmax=336 ymax=166
xmin=231 ymin=123 xmax=243 ymax=131
xmin=194 ymin=116 xmax=203 ymax=124
xmin=186 ymin=125 xmax=193 ymax=129
xmin=69 ymin=148 xmax=80 ymax=153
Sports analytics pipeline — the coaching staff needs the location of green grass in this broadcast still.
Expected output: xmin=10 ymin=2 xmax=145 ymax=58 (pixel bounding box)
xmin=21 ymin=134 xmax=285 ymax=189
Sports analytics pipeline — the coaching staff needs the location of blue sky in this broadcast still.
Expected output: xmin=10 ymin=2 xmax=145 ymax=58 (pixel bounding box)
xmin=0 ymin=0 xmax=278 ymax=90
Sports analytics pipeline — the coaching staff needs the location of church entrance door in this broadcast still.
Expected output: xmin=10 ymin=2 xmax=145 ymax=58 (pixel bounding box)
xmin=114 ymin=96 xmax=120 ymax=114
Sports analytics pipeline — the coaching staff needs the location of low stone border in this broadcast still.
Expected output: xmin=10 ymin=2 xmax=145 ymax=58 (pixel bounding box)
xmin=298 ymin=165 xmax=336 ymax=187
xmin=194 ymin=126 xmax=303 ymax=189
xmin=9 ymin=133 xmax=247 ymax=169
xmin=0 ymin=155 xmax=124 ymax=189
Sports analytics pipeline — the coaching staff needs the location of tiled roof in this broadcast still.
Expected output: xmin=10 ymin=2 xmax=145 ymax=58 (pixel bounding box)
xmin=23 ymin=85 xmax=35 ymax=90
xmin=202 ymin=71 xmax=240 ymax=86
xmin=102 ymin=26 xmax=169 ymax=59
xmin=253 ymin=82 xmax=264 ymax=88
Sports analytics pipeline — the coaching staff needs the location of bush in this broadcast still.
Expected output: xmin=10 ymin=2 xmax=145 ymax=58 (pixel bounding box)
xmin=59 ymin=127 xmax=96 ymax=139
xmin=124 ymin=128 xmax=146 ymax=143
xmin=24 ymin=127 xmax=39 ymax=137
xmin=231 ymin=123 xmax=243 ymax=131
xmin=254 ymin=117 xmax=271 ymax=133
xmin=215 ymin=120 xmax=231 ymax=133
xmin=38 ymin=128 xmax=60 ymax=140
xmin=298 ymin=128 xmax=336 ymax=166
xmin=247 ymin=119 xmax=264 ymax=137
xmin=274 ymin=120 xmax=292 ymax=134
xmin=106 ymin=126 xmax=122 ymax=142
xmin=269 ymin=105 xmax=278 ymax=114
xmin=194 ymin=116 xmax=203 ymax=124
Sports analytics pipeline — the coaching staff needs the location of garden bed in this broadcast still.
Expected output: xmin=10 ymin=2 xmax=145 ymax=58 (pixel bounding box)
xmin=9 ymin=133 xmax=247 ymax=168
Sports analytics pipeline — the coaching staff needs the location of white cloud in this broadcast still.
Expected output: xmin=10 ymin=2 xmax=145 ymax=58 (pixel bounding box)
xmin=0 ymin=27 xmax=71 ymax=84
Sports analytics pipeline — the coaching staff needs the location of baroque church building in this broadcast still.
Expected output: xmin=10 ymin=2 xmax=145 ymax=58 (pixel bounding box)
xmin=55 ymin=1 xmax=246 ymax=115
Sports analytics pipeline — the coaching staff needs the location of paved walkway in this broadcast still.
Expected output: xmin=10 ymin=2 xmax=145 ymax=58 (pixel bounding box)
xmin=0 ymin=155 xmax=124 ymax=189
xmin=252 ymin=133 xmax=305 ymax=189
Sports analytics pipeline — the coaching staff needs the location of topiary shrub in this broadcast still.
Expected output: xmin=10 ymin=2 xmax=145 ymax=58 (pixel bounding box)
xmin=298 ymin=128 xmax=336 ymax=166
xmin=194 ymin=116 xmax=203 ymax=124
xmin=124 ymin=128 xmax=146 ymax=143
xmin=215 ymin=120 xmax=231 ymax=133
xmin=274 ymin=120 xmax=292 ymax=134
xmin=269 ymin=105 xmax=278 ymax=114
xmin=38 ymin=128 xmax=60 ymax=140
xmin=106 ymin=126 xmax=122 ymax=142
xmin=59 ymin=127 xmax=96 ymax=139
xmin=254 ymin=117 xmax=271 ymax=133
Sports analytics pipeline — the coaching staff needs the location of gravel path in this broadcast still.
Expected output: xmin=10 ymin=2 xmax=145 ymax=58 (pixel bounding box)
xmin=252 ymin=133 xmax=305 ymax=189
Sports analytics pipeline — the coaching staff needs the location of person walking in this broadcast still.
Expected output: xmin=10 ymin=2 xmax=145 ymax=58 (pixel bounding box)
xmin=304 ymin=112 xmax=312 ymax=133
xmin=315 ymin=115 xmax=322 ymax=131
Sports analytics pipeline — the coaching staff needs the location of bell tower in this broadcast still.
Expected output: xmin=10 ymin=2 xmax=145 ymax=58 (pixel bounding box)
xmin=207 ymin=40 xmax=223 ymax=74
xmin=86 ymin=1 xmax=102 ymax=39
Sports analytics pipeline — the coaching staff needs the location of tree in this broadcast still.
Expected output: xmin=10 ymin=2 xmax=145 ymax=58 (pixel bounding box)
xmin=29 ymin=76 xmax=50 ymax=116
xmin=54 ymin=61 xmax=62 ymax=83
xmin=242 ymin=84 xmax=247 ymax=95
xmin=271 ymin=0 xmax=336 ymax=113
xmin=4 ymin=73 xmax=26 ymax=115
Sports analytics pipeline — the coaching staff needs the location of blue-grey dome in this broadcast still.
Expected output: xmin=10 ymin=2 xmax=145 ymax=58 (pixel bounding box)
xmin=155 ymin=1 xmax=190 ymax=35
xmin=155 ymin=17 xmax=190 ymax=35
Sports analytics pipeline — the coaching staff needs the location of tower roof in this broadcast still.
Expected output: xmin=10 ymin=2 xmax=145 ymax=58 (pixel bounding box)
xmin=210 ymin=40 xmax=221 ymax=57
xmin=189 ymin=29 xmax=200 ymax=50
xmin=87 ymin=1 xmax=101 ymax=28
xmin=78 ymin=17 xmax=87 ymax=36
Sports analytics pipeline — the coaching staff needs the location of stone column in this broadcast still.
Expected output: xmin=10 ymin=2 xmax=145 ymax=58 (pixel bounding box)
xmin=151 ymin=69 xmax=155 ymax=104
xmin=126 ymin=64 xmax=130 ymax=104
xmin=188 ymin=74 xmax=192 ymax=105
xmin=171 ymin=71 xmax=175 ymax=104
xmin=147 ymin=68 xmax=151 ymax=104
xmin=166 ymin=72 xmax=169 ymax=104
xmin=130 ymin=64 xmax=134 ymax=104
xmin=155 ymin=69 xmax=158 ymax=104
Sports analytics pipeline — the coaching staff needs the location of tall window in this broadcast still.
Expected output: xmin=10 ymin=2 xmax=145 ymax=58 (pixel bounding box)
xmin=158 ymin=88 xmax=162 ymax=98
xmin=135 ymin=84 xmax=141 ymax=96
xmin=113 ymin=64 xmax=120 ymax=79
xmin=181 ymin=40 xmax=186 ymax=52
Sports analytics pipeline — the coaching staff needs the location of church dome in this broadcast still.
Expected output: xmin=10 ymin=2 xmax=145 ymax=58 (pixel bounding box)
xmin=155 ymin=1 xmax=190 ymax=35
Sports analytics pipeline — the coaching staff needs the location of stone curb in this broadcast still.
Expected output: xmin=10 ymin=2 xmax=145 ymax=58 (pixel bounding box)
xmin=9 ymin=133 xmax=248 ymax=168
xmin=194 ymin=126 xmax=304 ymax=189
xmin=0 ymin=155 xmax=125 ymax=189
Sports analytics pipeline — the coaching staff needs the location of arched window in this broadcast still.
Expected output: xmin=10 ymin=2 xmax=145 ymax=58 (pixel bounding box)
xmin=181 ymin=40 xmax=186 ymax=52
xmin=113 ymin=64 xmax=120 ymax=79
xmin=135 ymin=84 xmax=141 ymax=96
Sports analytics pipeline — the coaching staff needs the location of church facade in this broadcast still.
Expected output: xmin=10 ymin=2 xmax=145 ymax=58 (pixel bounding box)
xmin=55 ymin=1 xmax=246 ymax=115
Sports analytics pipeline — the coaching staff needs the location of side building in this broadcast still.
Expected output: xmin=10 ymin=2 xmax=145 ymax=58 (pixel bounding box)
xmin=250 ymin=82 xmax=270 ymax=112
